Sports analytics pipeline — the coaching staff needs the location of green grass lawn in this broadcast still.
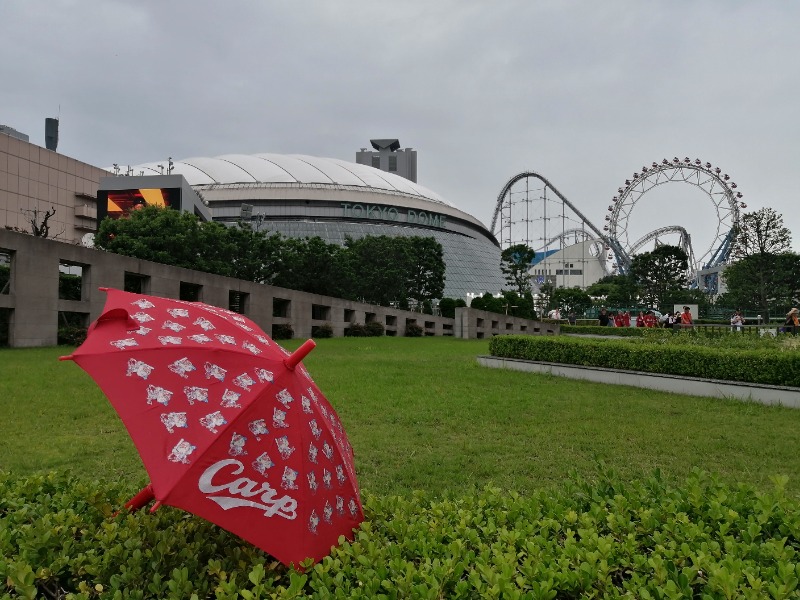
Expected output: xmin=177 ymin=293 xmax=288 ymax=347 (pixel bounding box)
xmin=2 ymin=337 xmax=799 ymax=497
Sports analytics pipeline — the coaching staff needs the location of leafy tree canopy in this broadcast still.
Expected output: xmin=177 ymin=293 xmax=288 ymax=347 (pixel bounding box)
xmin=500 ymin=244 xmax=536 ymax=295
xmin=720 ymin=252 xmax=800 ymax=319
xmin=97 ymin=208 xmax=446 ymax=306
xmin=585 ymin=274 xmax=639 ymax=307
xmin=732 ymin=208 xmax=792 ymax=259
xmin=629 ymin=245 xmax=688 ymax=308
xmin=550 ymin=287 xmax=592 ymax=316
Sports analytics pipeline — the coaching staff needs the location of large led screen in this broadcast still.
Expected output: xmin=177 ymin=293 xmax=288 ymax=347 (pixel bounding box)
xmin=96 ymin=187 xmax=182 ymax=225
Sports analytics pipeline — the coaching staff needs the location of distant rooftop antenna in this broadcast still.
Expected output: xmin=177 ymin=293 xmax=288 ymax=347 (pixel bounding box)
xmin=167 ymin=157 xmax=174 ymax=174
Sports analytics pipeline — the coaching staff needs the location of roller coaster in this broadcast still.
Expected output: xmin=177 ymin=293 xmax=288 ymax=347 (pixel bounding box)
xmin=491 ymin=157 xmax=746 ymax=289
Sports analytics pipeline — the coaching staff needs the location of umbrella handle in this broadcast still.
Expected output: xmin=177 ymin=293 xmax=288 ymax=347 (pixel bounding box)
xmin=284 ymin=339 xmax=316 ymax=371
xmin=123 ymin=483 xmax=155 ymax=512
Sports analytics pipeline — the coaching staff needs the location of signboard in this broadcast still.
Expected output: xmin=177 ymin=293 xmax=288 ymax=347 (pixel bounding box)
xmin=96 ymin=187 xmax=182 ymax=223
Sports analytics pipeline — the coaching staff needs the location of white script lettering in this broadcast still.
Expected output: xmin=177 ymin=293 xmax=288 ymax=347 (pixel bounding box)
xmin=198 ymin=459 xmax=297 ymax=519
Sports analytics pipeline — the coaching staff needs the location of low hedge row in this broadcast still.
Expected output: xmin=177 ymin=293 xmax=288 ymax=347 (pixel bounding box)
xmin=489 ymin=335 xmax=800 ymax=388
xmin=3 ymin=469 xmax=800 ymax=598
xmin=560 ymin=325 xmax=646 ymax=337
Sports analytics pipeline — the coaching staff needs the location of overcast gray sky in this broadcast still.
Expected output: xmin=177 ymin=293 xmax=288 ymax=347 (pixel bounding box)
xmin=3 ymin=0 xmax=799 ymax=253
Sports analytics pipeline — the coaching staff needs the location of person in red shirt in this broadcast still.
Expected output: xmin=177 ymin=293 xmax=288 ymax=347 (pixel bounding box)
xmin=643 ymin=310 xmax=658 ymax=328
xmin=623 ymin=311 xmax=631 ymax=327
xmin=614 ymin=312 xmax=625 ymax=327
xmin=636 ymin=311 xmax=645 ymax=327
xmin=680 ymin=306 xmax=693 ymax=328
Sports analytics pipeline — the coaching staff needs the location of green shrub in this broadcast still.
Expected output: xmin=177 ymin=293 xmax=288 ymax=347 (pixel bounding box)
xmin=405 ymin=322 xmax=423 ymax=337
xmin=271 ymin=323 xmax=294 ymax=340
xmin=364 ymin=321 xmax=385 ymax=337
xmin=345 ymin=323 xmax=368 ymax=337
xmin=311 ymin=323 xmax=333 ymax=338
xmin=490 ymin=334 xmax=800 ymax=387
xmin=57 ymin=325 xmax=87 ymax=346
xmin=561 ymin=325 xmax=646 ymax=337
xmin=3 ymin=469 xmax=800 ymax=598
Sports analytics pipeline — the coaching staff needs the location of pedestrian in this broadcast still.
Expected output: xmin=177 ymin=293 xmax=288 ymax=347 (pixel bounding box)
xmin=680 ymin=306 xmax=693 ymax=328
xmin=623 ymin=311 xmax=631 ymax=327
xmin=636 ymin=310 xmax=645 ymax=327
xmin=598 ymin=308 xmax=610 ymax=327
xmin=784 ymin=308 xmax=799 ymax=335
xmin=567 ymin=311 xmax=576 ymax=325
xmin=730 ymin=309 xmax=745 ymax=332
xmin=666 ymin=312 xmax=677 ymax=329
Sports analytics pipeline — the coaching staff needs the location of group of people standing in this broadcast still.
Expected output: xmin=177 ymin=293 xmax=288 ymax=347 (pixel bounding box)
xmin=597 ymin=307 xmax=693 ymax=329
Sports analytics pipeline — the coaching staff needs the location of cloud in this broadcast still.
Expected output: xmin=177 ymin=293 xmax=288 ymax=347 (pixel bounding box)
xmin=2 ymin=0 xmax=799 ymax=251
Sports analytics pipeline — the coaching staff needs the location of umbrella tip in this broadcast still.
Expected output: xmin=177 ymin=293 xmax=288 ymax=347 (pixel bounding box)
xmin=58 ymin=354 xmax=73 ymax=361
xmin=149 ymin=501 xmax=162 ymax=513
xmin=99 ymin=287 xmax=109 ymax=292
xmin=284 ymin=339 xmax=316 ymax=371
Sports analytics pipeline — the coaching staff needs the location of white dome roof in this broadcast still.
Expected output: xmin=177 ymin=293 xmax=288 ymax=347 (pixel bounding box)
xmin=118 ymin=153 xmax=454 ymax=208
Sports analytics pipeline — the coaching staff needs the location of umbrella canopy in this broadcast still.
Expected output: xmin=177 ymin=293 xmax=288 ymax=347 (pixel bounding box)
xmin=61 ymin=288 xmax=363 ymax=566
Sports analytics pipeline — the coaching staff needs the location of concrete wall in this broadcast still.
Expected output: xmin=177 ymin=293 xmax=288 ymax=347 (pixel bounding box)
xmin=0 ymin=229 xmax=558 ymax=347
xmin=454 ymin=307 xmax=559 ymax=339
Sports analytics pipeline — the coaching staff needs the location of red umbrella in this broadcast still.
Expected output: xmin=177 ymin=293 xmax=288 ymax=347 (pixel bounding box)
xmin=60 ymin=288 xmax=363 ymax=567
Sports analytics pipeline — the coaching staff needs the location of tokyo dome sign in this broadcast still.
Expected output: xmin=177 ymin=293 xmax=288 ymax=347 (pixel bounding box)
xmin=341 ymin=203 xmax=447 ymax=228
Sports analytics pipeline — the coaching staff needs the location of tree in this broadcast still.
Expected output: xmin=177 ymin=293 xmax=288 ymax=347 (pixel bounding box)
xmin=404 ymin=237 xmax=446 ymax=303
xmin=724 ymin=208 xmax=795 ymax=320
xmin=443 ymin=298 xmax=467 ymax=318
xmin=500 ymin=244 xmax=536 ymax=295
xmin=551 ymin=287 xmax=592 ymax=316
xmin=537 ymin=282 xmax=555 ymax=315
xmin=720 ymin=253 xmax=800 ymax=319
xmin=341 ymin=235 xmax=446 ymax=306
xmin=24 ymin=205 xmax=63 ymax=239
xmin=586 ymin=274 xmax=639 ymax=307
xmin=273 ymin=236 xmax=346 ymax=297
xmin=629 ymin=245 xmax=688 ymax=308
xmin=732 ymin=208 xmax=792 ymax=259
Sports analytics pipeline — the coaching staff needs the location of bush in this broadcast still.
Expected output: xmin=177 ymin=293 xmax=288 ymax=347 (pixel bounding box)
xmin=271 ymin=323 xmax=294 ymax=340
xmin=311 ymin=323 xmax=333 ymax=338
xmin=3 ymin=469 xmax=800 ymax=598
xmin=345 ymin=323 xmax=368 ymax=337
xmin=364 ymin=321 xmax=385 ymax=337
xmin=405 ymin=322 xmax=423 ymax=337
xmin=561 ymin=325 xmax=646 ymax=337
xmin=489 ymin=334 xmax=800 ymax=387
xmin=57 ymin=325 xmax=87 ymax=346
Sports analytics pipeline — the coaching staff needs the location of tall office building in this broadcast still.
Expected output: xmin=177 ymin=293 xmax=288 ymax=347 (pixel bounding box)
xmin=356 ymin=139 xmax=417 ymax=183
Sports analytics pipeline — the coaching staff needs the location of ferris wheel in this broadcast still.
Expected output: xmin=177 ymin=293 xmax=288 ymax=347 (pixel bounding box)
xmin=604 ymin=157 xmax=746 ymax=274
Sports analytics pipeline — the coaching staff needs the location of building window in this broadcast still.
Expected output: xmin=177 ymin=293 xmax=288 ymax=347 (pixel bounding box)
xmin=180 ymin=282 xmax=202 ymax=302
xmin=124 ymin=272 xmax=150 ymax=294
xmin=229 ymin=290 xmax=249 ymax=314
xmin=0 ymin=249 xmax=12 ymax=295
xmin=59 ymin=261 xmax=88 ymax=301
xmin=371 ymin=156 xmax=380 ymax=168
xmin=388 ymin=156 xmax=397 ymax=172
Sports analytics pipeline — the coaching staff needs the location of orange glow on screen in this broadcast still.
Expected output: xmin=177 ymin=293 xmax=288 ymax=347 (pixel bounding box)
xmin=106 ymin=188 xmax=171 ymax=218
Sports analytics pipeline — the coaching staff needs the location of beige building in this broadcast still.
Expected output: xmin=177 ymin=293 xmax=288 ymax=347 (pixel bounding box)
xmin=528 ymin=239 xmax=609 ymax=290
xmin=1 ymin=131 xmax=103 ymax=243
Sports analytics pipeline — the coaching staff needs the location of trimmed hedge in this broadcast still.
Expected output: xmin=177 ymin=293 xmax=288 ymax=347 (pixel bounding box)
xmin=3 ymin=470 xmax=800 ymax=598
xmin=490 ymin=335 xmax=800 ymax=388
xmin=561 ymin=325 xmax=646 ymax=337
